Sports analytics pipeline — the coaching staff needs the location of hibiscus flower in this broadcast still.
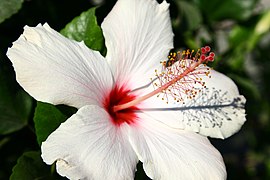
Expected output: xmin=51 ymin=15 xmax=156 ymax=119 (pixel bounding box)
xmin=7 ymin=0 xmax=246 ymax=179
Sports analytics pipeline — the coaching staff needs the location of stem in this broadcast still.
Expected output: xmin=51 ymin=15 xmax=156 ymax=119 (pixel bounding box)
xmin=113 ymin=60 xmax=201 ymax=112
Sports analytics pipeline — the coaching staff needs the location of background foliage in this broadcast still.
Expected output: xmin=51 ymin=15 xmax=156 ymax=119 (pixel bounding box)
xmin=0 ymin=0 xmax=270 ymax=179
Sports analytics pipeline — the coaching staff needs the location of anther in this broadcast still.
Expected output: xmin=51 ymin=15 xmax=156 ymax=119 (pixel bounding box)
xmin=113 ymin=46 xmax=216 ymax=112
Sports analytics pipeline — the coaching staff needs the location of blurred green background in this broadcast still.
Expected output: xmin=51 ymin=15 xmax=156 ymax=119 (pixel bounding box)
xmin=0 ymin=0 xmax=270 ymax=179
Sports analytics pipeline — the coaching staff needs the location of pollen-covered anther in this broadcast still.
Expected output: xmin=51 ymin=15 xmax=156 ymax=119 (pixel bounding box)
xmin=152 ymin=46 xmax=216 ymax=104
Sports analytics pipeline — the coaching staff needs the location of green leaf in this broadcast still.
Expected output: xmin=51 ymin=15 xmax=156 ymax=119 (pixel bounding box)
xmin=0 ymin=0 xmax=23 ymax=24
xmin=34 ymin=102 xmax=68 ymax=146
xmin=249 ymin=10 xmax=270 ymax=50
xmin=255 ymin=10 xmax=270 ymax=36
xmin=195 ymin=0 xmax=258 ymax=21
xmin=60 ymin=7 xmax=105 ymax=54
xmin=229 ymin=26 xmax=253 ymax=48
xmin=10 ymin=151 xmax=52 ymax=180
xmin=175 ymin=1 xmax=202 ymax=30
xmin=0 ymin=65 xmax=33 ymax=135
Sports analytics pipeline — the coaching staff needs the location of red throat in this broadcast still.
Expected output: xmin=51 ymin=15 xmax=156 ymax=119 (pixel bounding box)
xmin=103 ymin=85 xmax=139 ymax=126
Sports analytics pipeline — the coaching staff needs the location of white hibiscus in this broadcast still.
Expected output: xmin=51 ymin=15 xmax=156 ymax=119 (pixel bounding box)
xmin=7 ymin=0 xmax=246 ymax=179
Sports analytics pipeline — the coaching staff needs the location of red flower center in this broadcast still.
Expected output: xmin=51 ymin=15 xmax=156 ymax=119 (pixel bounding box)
xmin=103 ymin=85 xmax=139 ymax=126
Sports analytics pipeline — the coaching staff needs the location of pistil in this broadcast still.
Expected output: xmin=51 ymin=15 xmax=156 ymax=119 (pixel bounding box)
xmin=113 ymin=46 xmax=215 ymax=112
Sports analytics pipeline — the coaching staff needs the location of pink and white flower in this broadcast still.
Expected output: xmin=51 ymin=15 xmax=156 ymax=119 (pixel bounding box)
xmin=7 ymin=0 xmax=246 ymax=179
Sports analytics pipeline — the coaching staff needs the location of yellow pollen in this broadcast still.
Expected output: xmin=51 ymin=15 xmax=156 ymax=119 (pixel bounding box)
xmin=113 ymin=46 xmax=215 ymax=112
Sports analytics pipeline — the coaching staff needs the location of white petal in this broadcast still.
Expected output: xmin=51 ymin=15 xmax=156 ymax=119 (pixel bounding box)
xmin=128 ymin=117 xmax=226 ymax=180
xmin=101 ymin=0 xmax=173 ymax=89
xmin=141 ymin=67 xmax=246 ymax=139
xmin=41 ymin=105 xmax=138 ymax=180
xmin=7 ymin=23 xmax=113 ymax=108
